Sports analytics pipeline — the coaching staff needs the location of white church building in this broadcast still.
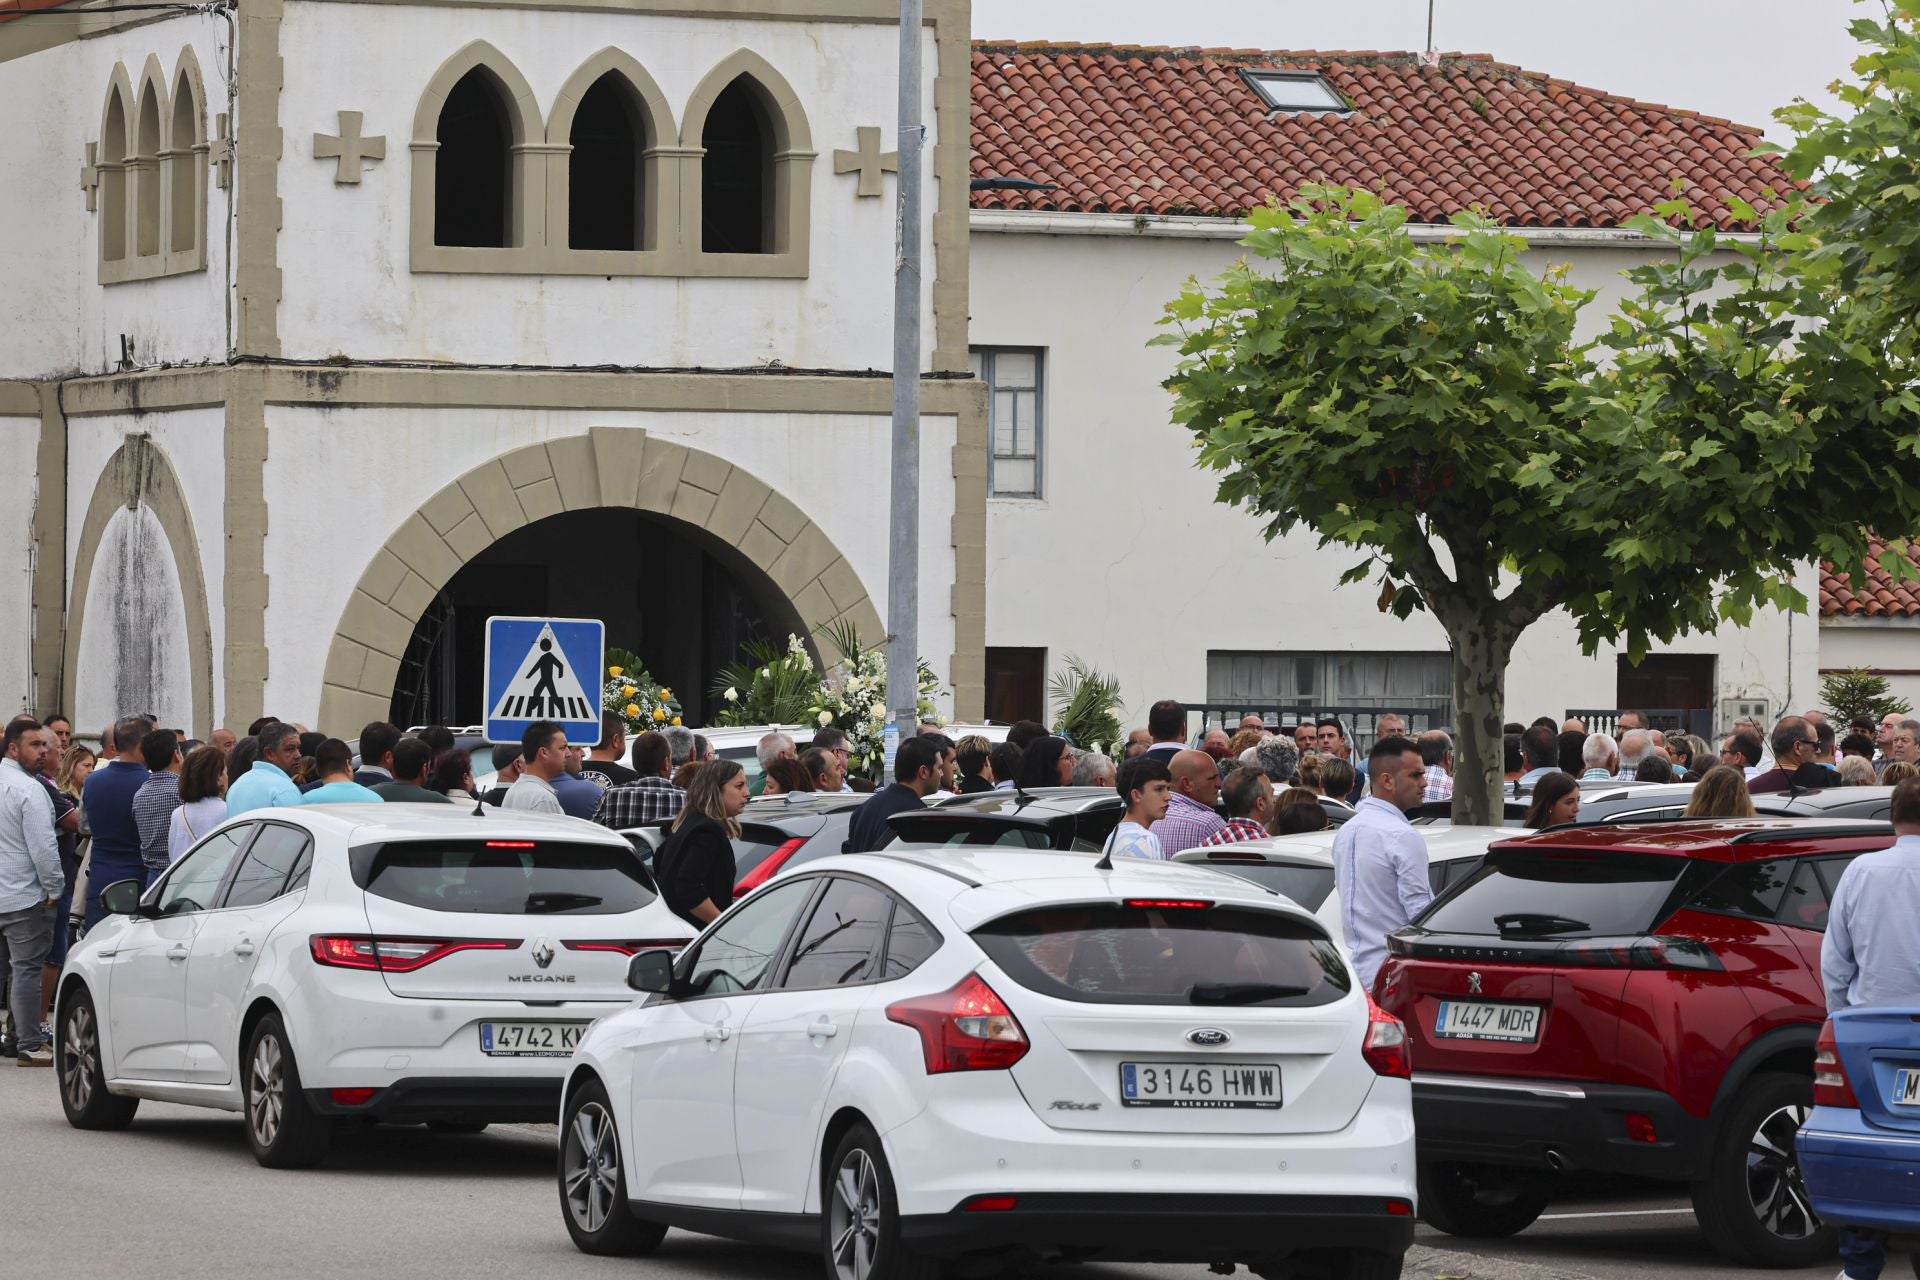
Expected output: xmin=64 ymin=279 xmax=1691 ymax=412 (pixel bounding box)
xmin=0 ymin=2 xmax=1888 ymax=740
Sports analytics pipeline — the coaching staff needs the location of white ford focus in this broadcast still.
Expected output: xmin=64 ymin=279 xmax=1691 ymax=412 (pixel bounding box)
xmin=557 ymin=848 xmax=1416 ymax=1280
xmin=54 ymin=804 xmax=692 ymax=1167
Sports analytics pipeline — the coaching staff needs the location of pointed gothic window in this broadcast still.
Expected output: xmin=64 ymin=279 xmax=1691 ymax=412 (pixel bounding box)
xmin=569 ymin=73 xmax=644 ymax=251
xmin=435 ymin=69 xmax=512 ymax=248
xmin=701 ymin=77 xmax=774 ymax=254
xmin=134 ymin=79 xmax=162 ymax=258
xmin=169 ymin=70 xmax=200 ymax=254
xmin=101 ymin=89 xmax=128 ymax=263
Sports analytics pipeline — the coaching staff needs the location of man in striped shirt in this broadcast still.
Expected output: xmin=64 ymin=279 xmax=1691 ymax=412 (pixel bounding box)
xmin=1418 ymin=730 xmax=1455 ymax=803
xmin=130 ymin=729 xmax=185 ymax=875
xmin=1200 ymin=767 xmax=1275 ymax=846
xmin=1149 ymin=750 xmax=1228 ymax=855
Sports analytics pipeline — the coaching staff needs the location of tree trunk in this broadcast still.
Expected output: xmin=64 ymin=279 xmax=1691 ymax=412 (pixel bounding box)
xmin=1447 ymin=623 xmax=1515 ymax=828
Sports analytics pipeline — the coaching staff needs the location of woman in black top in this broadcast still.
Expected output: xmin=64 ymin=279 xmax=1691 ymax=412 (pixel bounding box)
xmin=654 ymin=759 xmax=751 ymax=929
xmin=1013 ymin=735 xmax=1075 ymax=789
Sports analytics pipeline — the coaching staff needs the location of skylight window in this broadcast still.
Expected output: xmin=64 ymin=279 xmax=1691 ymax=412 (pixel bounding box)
xmin=1243 ymin=71 xmax=1351 ymax=115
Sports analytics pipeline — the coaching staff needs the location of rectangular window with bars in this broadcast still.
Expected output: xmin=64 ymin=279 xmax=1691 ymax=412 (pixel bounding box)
xmin=970 ymin=347 xmax=1044 ymax=499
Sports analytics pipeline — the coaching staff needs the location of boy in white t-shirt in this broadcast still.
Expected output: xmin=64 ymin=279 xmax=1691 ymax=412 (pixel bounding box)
xmin=1104 ymin=755 xmax=1173 ymax=860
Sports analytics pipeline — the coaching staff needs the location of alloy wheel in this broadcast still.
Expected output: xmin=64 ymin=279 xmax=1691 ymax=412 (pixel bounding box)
xmin=249 ymin=1033 xmax=285 ymax=1149
xmin=1746 ymin=1103 xmax=1819 ymax=1240
xmin=563 ymin=1102 xmax=621 ymax=1233
xmin=828 ymin=1147 xmax=881 ymax=1280
xmin=62 ymin=1003 xmax=95 ymax=1112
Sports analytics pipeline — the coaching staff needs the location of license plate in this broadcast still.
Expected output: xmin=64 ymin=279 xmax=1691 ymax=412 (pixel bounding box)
xmin=1434 ymin=1000 xmax=1541 ymax=1043
xmin=1893 ymin=1069 xmax=1920 ymax=1106
xmin=1119 ymin=1062 xmax=1281 ymax=1109
xmin=479 ymin=1022 xmax=586 ymax=1057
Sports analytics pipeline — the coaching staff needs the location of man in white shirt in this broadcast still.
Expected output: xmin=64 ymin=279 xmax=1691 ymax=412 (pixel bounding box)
xmin=0 ymin=719 xmax=62 ymax=1066
xmin=1332 ymin=736 xmax=1432 ymax=992
xmin=1102 ymin=756 xmax=1171 ymax=861
xmin=502 ymin=721 xmax=568 ymax=815
xmin=1822 ymin=778 xmax=1920 ymax=1280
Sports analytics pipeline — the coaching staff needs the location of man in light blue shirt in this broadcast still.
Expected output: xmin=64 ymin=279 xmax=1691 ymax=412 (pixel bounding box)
xmin=1514 ymin=725 xmax=1562 ymax=788
xmin=299 ymin=739 xmax=386 ymax=805
xmin=1333 ymin=735 xmax=1433 ymax=993
xmin=1821 ymin=777 xmax=1920 ymax=1279
xmin=227 ymin=722 xmax=304 ymax=815
xmin=0 ymin=719 xmax=63 ymax=1064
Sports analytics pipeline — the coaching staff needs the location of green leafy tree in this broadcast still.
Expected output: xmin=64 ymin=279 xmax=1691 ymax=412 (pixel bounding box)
xmin=1157 ymin=185 xmax=1853 ymax=824
xmin=1820 ymin=668 xmax=1912 ymax=725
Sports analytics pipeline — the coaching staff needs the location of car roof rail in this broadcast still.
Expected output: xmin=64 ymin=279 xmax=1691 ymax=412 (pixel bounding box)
xmin=1727 ymin=822 xmax=1894 ymax=844
xmin=854 ymin=850 xmax=982 ymax=888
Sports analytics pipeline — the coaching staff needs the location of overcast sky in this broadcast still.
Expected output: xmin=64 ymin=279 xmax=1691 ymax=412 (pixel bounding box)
xmin=969 ymin=0 xmax=1871 ymax=141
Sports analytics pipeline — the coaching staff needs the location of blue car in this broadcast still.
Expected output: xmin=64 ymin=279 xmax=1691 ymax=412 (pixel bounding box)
xmin=1799 ymin=1010 xmax=1920 ymax=1256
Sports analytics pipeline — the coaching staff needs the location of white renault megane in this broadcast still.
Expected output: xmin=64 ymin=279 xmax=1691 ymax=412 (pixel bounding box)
xmin=54 ymin=805 xmax=691 ymax=1167
xmin=557 ymin=848 xmax=1417 ymax=1279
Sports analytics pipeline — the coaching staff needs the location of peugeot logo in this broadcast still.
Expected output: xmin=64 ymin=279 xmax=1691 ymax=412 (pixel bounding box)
xmin=1186 ymin=1028 xmax=1232 ymax=1047
xmin=532 ymin=938 xmax=555 ymax=970
xmin=1467 ymin=971 xmax=1483 ymax=994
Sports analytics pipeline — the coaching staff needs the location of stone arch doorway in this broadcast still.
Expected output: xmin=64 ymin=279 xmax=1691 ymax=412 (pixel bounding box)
xmin=318 ymin=427 xmax=883 ymax=734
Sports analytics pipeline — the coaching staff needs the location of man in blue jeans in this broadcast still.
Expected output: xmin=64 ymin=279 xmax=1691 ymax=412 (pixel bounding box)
xmin=81 ymin=713 xmax=153 ymax=931
xmin=0 ymin=718 xmax=64 ymax=1066
xmin=1822 ymin=776 xmax=1920 ymax=1278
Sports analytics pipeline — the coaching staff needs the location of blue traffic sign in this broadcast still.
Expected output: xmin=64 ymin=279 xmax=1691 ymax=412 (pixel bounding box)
xmin=484 ymin=616 xmax=605 ymax=746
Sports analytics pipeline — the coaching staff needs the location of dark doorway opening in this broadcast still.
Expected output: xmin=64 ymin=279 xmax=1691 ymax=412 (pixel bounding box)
xmin=435 ymin=69 xmax=511 ymax=248
xmin=984 ymin=647 xmax=1046 ymax=725
xmin=390 ymin=509 xmax=803 ymax=730
xmin=1617 ymin=653 xmax=1716 ymax=734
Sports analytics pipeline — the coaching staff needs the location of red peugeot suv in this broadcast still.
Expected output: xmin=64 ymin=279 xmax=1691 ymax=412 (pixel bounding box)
xmin=1375 ymin=819 xmax=1896 ymax=1268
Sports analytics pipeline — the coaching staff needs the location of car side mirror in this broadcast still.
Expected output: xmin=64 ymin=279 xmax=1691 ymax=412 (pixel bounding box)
xmin=99 ymin=878 xmax=150 ymax=918
xmin=626 ymin=948 xmax=675 ymax=994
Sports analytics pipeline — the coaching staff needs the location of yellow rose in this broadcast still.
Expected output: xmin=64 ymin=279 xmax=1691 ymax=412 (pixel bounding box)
xmin=671 ymin=716 xmax=682 ymax=726
xmin=651 ymin=707 xmax=667 ymax=721
xmin=622 ymin=685 xmax=637 ymax=698
xmin=625 ymin=703 xmax=640 ymax=717
xmin=608 ymin=665 xmax=623 ymax=678
xmin=659 ymin=688 xmax=673 ymax=701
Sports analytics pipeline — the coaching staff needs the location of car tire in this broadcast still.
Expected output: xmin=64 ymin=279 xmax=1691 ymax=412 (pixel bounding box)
xmin=559 ymin=1078 xmax=665 ymax=1257
xmin=55 ymin=987 xmax=138 ymax=1130
xmin=1691 ymin=1070 xmax=1833 ymax=1267
xmin=1417 ymin=1162 xmax=1551 ymax=1237
xmin=242 ymin=1013 xmax=333 ymax=1169
xmin=428 ymin=1120 xmax=490 ymax=1135
xmin=823 ymin=1122 xmax=941 ymax=1280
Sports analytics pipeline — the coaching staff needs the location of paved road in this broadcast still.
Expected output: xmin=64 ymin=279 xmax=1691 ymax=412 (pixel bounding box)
xmin=0 ymin=1067 xmax=1886 ymax=1280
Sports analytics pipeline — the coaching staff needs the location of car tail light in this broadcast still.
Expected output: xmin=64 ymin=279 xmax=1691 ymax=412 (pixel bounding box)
xmin=1624 ymin=1112 xmax=1659 ymax=1143
xmin=1385 ymin=1198 xmax=1414 ymax=1217
xmin=1553 ymin=936 xmax=1723 ymax=971
xmin=886 ymin=972 xmax=1029 ymax=1074
xmin=1204 ymin=852 xmax=1267 ymax=862
xmin=1123 ymin=899 xmax=1214 ymax=910
xmin=735 ymin=838 xmax=808 ymax=897
xmin=1362 ymin=998 xmax=1412 ymax=1079
xmin=330 ymin=1088 xmax=378 ymax=1106
xmin=309 ymin=935 xmax=518 ymax=973
xmin=961 ymin=1195 xmax=1020 ymax=1212
xmin=1814 ymin=1019 xmax=1859 ymax=1108
xmin=561 ymin=939 xmax=686 ymax=956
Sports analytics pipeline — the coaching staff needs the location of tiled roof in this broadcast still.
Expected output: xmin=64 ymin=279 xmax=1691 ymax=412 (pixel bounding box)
xmin=970 ymin=43 xmax=1792 ymax=229
xmin=1821 ymin=538 xmax=1920 ymax=619
xmin=0 ymin=0 xmax=76 ymax=22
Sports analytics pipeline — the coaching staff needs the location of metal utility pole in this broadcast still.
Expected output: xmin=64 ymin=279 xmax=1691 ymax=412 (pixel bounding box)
xmin=885 ymin=0 xmax=924 ymax=748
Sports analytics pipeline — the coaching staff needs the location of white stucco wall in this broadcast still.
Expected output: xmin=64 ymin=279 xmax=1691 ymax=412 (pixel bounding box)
xmin=274 ymin=2 xmax=939 ymax=371
xmin=1819 ymin=622 xmax=1920 ymax=714
xmin=970 ymin=222 xmax=1820 ymax=733
xmin=0 ymin=416 xmax=40 ymax=720
xmin=260 ymin=405 xmax=958 ymax=728
xmin=72 ymin=503 xmax=192 ymax=734
xmin=0 ymin=13 xmax=231 ymax=378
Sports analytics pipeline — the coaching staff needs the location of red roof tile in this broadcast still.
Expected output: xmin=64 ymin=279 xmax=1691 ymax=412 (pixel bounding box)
xmin=1822 ymin=538 xmax=1920 ymax=619
xmin=969 ymin=43 xmax=1793 ymax=228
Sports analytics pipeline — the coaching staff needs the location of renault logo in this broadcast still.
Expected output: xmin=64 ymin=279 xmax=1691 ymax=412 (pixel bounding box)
xmin=1186 ymin=1028 xmax=1232 ymax=1047
xmin=1467 ymin=971 xmax=1483 ymax=994
xmin=532 ymin=938 xmax=555 ymax=970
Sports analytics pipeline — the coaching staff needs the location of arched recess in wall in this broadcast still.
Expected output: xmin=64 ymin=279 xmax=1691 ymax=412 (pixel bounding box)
xmin=64 ymin=435 xmax=216 ymax=737
xmin=680 ymin=49 xmax=814 ymax=272
xmin=98 ymin=66 xmax=133 ymax=265
xmin=316 ymin=428 xmax=882 ymax=734
xmin=409 ymin=41 xmax=544 ymax=265
xmin=547 ymin=49 xmax=676 ymax=254
xmin=133 ymin=56 xmax=167 ymax=259
xmin=167 ymin=47 xmax=208 ymax=259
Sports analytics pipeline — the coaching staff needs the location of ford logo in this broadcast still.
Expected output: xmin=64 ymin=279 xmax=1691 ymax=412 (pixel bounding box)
xmin=1186 ymin=1028 xmax=1232 ymax=1047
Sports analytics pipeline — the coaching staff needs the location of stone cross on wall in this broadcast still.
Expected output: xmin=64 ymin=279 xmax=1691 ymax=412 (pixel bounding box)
xmin=313 ymin=110 xmax=386 ymax=184
xmin=833 ymin=126 xmax=899 ymax=198
xmin=80 ymin=141 xmax=100 ymax=211
xmin=211 ymin=113 xmax=233 ymax=189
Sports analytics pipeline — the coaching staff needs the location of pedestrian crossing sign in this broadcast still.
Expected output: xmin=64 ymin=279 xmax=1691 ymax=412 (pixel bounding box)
xmin=483 ymin=616 xmax=605 ymax=747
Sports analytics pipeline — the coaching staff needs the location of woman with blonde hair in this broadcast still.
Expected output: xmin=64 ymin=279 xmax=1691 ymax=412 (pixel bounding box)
xmin=654 ymin=759 xmax=751 ymax=928
xmin=45 ymin=744 xmax=96 ymax=1019
xmin=1882 ymin=761 xmax=1920 ymax=787
xmin=1837 ymin=755 xmax=1878 ymax=786
xmin=1684 ymin=764 xmax=1757 ymax=819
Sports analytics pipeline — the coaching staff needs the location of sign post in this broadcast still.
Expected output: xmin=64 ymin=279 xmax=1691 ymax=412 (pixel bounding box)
xmin=483 ymin=616 xmax=605 ymax=747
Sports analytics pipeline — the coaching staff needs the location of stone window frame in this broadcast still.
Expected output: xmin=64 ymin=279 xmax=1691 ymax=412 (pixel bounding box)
xmin=98 ymin=50 xmax=209 ymax=284
xmin=408 ymin=42 xmax=811 ymax=279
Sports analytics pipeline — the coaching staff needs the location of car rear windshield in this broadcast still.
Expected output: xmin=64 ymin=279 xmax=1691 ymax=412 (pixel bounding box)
xmin=888 ymin=818 xmax=1053 ymax=849
xmin=974 ymin=904 xmax=1350 ymax=1007
xmin=1418 ymin=847 xmax=1700 ymax=938
xmin=352 ymin=840 xmax=656 ymax=915
xmin=1188 ymin=860 xmax=1336 ymax=910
